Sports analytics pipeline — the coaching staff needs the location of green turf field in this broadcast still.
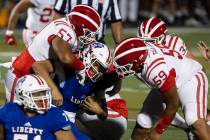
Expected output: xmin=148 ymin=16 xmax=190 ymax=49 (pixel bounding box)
xmin=0 ymin=28 xmax=210 ymax=140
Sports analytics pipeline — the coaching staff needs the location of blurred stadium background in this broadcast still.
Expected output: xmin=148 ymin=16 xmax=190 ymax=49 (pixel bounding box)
xmin=0 ymin=0 xmax=210 ymax=140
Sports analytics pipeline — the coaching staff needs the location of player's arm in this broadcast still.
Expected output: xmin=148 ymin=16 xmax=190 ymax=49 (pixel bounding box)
xmin=32 ymin=60 xmax=63 ymax=106
xmin=150 ymin=69 xmax=179 ymax=139
xmin=150 ymin=84 xmax=179 ymax=140
xmin=111 ymin=21 xmax=123 ymax=45
xmin=55 ymin=129 xmax=76 ymax=140
xmin=109 ymin=0 xmax=123 ymax=45
xmin=0 ymin=125 xmax=4 ymax=140
xmin=5 ymin=0 xmax=34 ymax=45
xmin=51 ymin=37 xmax=85 ymax=70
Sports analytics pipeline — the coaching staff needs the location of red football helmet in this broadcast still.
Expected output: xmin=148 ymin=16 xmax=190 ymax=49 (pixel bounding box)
xmin=113 ymin=37 xmax=148 ymax=77
xmin=68 ymin=4 xmax=100 ymax=44
xmin=137 ymin=17 xmax=167 ymax=44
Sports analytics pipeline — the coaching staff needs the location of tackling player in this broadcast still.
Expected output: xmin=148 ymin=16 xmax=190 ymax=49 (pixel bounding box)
xmin=4 ymin=4 xmax=100 ymax=106
xmin=113 ymin=38 xmax=209 ymax=140
xmin=137 ymin=17 xmax=204 ymax=140
xmin=0 ymin=74 xmax=76 ymax=140
xmin=32 ymin=42 xmax=128 ymax=140
xmin=5 ymin=0 xmax=55 ymax=47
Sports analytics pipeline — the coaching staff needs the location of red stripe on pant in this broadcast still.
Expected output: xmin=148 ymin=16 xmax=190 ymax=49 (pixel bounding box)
xmin=195 ymin=74 xmax=201 ymax=119
xmin=198 ymin=72 xmax=206 ymax=118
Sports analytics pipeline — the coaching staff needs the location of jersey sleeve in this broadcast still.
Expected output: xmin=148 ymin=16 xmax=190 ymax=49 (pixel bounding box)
xmin=107 ymin=0 xmax=122 ymax=22
xmin=48 ymin=108 xmax=71 ymax=133
xmin=53 ymin=19 xmax=77 ymax=45
xmin=145 ymin=58 xmax=176 ymax=93
xmin=53 ymin=0 xmax=68 ymax=15
xmin=176 ymin=37 xmax=187 ymax=56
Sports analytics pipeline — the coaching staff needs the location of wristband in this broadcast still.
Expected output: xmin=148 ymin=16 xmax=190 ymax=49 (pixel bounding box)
xmin=68 ymin=56 xmax=85 ymax=70
xmin=155 ymin=115 xmax=173 ymax=134
xmin=6 ymin=30 xmax=14 ymax=35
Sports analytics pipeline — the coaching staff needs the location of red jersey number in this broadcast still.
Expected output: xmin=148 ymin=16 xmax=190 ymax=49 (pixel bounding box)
xmin=40 ymin=7 xmax=52 ymax=23
xmin=152 ymin=70 xmax=167 ymax=86
xmin=58 ymin=28 xmax=72 ymax=42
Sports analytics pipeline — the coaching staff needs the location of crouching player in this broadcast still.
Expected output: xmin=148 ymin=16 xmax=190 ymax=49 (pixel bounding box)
xmin=32 ymin=42 xmax=128 ymax=140
xmin=113 ymin=38 xmax=209 ymax=140
xmin=0 ymin=74 xmax=76 ymax=140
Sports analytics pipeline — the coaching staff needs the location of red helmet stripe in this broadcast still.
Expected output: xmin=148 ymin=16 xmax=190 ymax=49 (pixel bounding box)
xmin=114 ymin=47 xmax=147 ymax=61
xmin=31 ymin=75 xmax=44 ymax=85
xmin=35 ymin=75 xmax=45 ymax=85
xmin=69 ymin=12 xmax=99 ymax=30
xmin=114 ymin=37 xmax=140 ymax=56
xmin=72 ymin=4 xmax=100 ymax=18
xmin=148 ymin=21 xmax=165 ymax=37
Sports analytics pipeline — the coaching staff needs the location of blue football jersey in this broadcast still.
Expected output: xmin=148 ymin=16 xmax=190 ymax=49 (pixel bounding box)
xmin=0 ymin=103 xmax=71 ymax=140
xmin=57 ymin=76 xmax=94 ymax=112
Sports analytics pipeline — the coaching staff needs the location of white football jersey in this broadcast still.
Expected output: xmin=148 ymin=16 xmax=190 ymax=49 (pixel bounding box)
xmin=136 ymin=43 xmax=202 ymax=90
xmin=12 ymin=17 xmax=77 ymax=76
xmin=162 ymin=34 xmax=187 ymax=56
xmin=28 ymin=17 xmax=77 ymax=61
xmin=26 ymin=0 xmax=55 ymax=31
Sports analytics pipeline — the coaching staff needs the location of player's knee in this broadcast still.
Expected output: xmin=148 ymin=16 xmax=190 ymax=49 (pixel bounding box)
xmin=136 ymin=113 xmax=152 ymax=128
xmin=185 ymin=112 xmax=197 ymax=126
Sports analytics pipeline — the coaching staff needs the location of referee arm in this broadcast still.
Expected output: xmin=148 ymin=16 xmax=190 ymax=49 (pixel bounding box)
xmin=109 ymin=0 xmax=123 ymax=45
xmin=111 ymin=21 xmax=123 ymax=45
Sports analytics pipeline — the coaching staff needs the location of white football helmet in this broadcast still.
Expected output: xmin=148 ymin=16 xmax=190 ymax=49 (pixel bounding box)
xmin=14 ymin=74 xmax=51 ymax=114
xmin=82 ymin=42 xmax=112 ymax=82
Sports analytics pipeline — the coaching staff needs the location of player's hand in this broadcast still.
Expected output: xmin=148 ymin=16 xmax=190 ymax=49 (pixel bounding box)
xmin=149 ymin=129 xmax=161 ymax=140
xmin=5 ymin=30 xmax=17 ymax=46
xmin=197 ymin=41 xmax=210 ymax=61
xmin=51 ymin=87 xmax=63 ymax=106
xmin=81 ymin=96 xmax=105 ymax=115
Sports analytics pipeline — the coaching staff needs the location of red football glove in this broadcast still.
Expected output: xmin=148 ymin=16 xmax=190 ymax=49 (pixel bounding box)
xmin=5 ymin=30 xmax=17 ymax=46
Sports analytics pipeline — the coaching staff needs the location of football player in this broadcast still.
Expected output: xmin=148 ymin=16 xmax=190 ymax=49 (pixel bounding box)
xmin=5 ymin=0 xmax=55 ymax=47
xmin=32 ymin=42 xmax=128 ymax=140
xmin=4 ymin=4 xmax=100 ymax=107
xmin=113 ymin=38 xmax=209 ymax=140
xmin=137 ymin=17 xmax=197 ymax=59
xmin=137 ymin=17 xmax=202 ymax=140
xmin=0 ymin=74 xmax=76 ymax=140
